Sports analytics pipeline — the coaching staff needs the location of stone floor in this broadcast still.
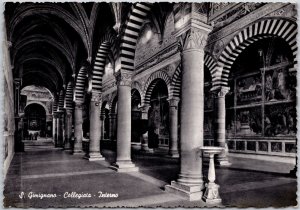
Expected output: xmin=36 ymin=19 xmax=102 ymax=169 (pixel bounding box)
xmin=3 ymin=142 xmax=297 ymax=208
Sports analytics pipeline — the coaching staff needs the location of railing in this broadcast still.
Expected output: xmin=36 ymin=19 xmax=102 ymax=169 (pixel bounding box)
xmin=227 ymin=138 xmax=296 ymax=157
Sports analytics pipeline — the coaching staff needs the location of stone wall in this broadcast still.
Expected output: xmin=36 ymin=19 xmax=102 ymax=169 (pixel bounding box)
xmin=2 ymin=30 xmax=15 ymax=178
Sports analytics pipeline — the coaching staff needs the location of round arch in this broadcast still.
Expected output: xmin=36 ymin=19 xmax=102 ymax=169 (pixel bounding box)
xmin=131 ymin=88 xmax=142 ymax=110
xmin=25 ymin=101 xmax=49 ymax=115
xmin=109 ymin=92 xmax=118 ymax=114
xmin=64 ymin=82 xmax=74 ymax=110
xmin=91 ymin=30 xmax=117 ymax=92
xmin=74 ymin=65 xmax=88 ymax=103
xmin=23 ymin=103 xmax=48 ymax=139
xmin=217 ymin=18 xmax=297 ymax=89
xmin=143 ymin=71 xmax=171 ymax=106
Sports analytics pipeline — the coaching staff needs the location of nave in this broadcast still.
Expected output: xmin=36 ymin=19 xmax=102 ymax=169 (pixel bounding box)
xmin=4 ymin=140 xmax=297 ymax=208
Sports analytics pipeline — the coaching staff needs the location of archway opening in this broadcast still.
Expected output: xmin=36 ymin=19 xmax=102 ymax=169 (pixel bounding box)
xmin=109 ymin=96 xmax=118 ymax=141
xmin=203 ymin=66 xmax=214 ymax=145
xmin=23 ymin=103 xmax=47 ymax=140
xmin=101 ymin=102 xmax=110 ymax=140
xmin=225 ymin=37 xmax=296 ymax=153
xmin=131 ymin=89 xmax=142 ymax=144
xmin=148 ymin=79 xmax=169 ymax=149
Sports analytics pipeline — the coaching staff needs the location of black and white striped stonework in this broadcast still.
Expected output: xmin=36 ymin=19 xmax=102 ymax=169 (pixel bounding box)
xmin=64 ymin=82 xmax=73 ymax=110
xmin=57 ymin=90 xmax=64 ymax=112
xmin=52 ymin=99 xmax=58 ymax=114
xmin=92 ymin=42 xmax=110 ymax=92
xmin=92 ymin=30 xmax=117 ymax=92
xmin=217 ymin=18 xmax=297 ymax=89
xmin=120 ymin=3 xmax=152 ymax=71
xmin=143 ymin=71 xmax=171 ymax=106
xmin=109 ymin=94 xmax=118 ymax=114
xmin=74 ymin=66 xmax=87 ymax=103
xmin=170 ymin=54 xmax=217 ymax=98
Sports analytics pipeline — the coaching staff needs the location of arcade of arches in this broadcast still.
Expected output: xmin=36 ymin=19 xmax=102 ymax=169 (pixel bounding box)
xmin=3 ymin=2 xmax=297 ymax=207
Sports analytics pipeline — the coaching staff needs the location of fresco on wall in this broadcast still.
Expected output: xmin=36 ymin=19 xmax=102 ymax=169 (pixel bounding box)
xmin=236 ymin=75 xmax=262 ymax=105
xmin=265 ymin=67 xmax=296 ymax=101
xmin=265 ymin=103 xmax=296 ymax=136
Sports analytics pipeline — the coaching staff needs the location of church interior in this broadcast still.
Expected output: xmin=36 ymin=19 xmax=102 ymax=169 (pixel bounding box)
xmin=2 ymin=2 xmax=298 ymax=208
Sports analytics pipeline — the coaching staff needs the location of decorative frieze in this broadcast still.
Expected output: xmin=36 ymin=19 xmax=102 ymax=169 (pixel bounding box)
xmin=266 ymin=4 xmax=296 ymax=18
xmin=211 ymin=3 xmax=266 ymax=30
xmin=115 ymin=70 xmax=133 ymax=87
xmin=207 ymin=3 xmax=288 ymax=54
xmin=135 ymin=43 xmax=179 ymax=73
xmin=135 ymin=33 xmax=177 ymax=66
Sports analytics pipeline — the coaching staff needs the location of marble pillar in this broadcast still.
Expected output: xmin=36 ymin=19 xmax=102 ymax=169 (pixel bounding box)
xmin=56 ymin=112 xmax=64 ymax=147
xmin=213 ymin=87 xmax=231 ymax=166
xmin=52 ymin=113 xmax=57 ymax=144
xmin=64 ymin=109 xmax=72 ymax=151
xmin=165 ymin=25 xmax=212 ymax=201
xmin=73 ymin=102 xmax=83 ymax=154
xmin=168 ymin=98 xmax=180 ymax=158
xmin=100 ymin=111 xmax=106 ymax=140
xmin=109 ymin=113 xmax=117 ymax=140
xmin=110 ymin=70 xmax=138 ymax=172
xmin=140 ymin=105 xmax=151 ymax=152
xmin=87 ymin=93 xmax=105 ymax=161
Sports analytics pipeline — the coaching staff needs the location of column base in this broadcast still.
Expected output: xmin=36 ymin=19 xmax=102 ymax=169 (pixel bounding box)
xmin=86 ymin=153 xmax=105 ymax=161
xmin=215 ymin=159 xmax=231 ymax=166
xmin=168 ymin=150 xmax=179 ymax=158
xmin=202 ymin=183 xmax=222 ymax=204
xmin=73 ymin=149 xmax=84 ymax=155
xmin=64 ymin=142 xmax=72 ymax=151
xmin=165 ymin=181 xmax=204 ymax=201
xmin=141 ymin=144 xmax=150 ymax=151
xmin=109 ymin=161 xmax=139 ymax=173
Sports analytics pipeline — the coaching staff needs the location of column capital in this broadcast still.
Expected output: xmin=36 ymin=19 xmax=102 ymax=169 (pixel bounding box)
xmin=7 ymin=40 xmax=12 ymax=48
xmin=210 ymin=86 xmax=230 ymax=98
xmin=52 ymin=112 xmax=58 ymax=118
xmin=140 ymin=105 xmax=150 ymax=120
xmin=114 ymin=70 xmax=133 ymax=86
xmin=109 ymin=113 xmax=117 ymax=118
xmin=65 ymin=109 xmax=73 ymax=115
xmin=168 ymin=98 xmax=180 ymax=107
xmin=140 ymin=105 xmax=151 ymax=113
xmin=74 ymin=101 xmax=83 ymax=109
xmin=91 ymin=91 xmax=102 ymax=104
xmin=14 ymin=78 xmax=22 ymax=87
xmin=179 ymin=27 xmax=212 ymax=51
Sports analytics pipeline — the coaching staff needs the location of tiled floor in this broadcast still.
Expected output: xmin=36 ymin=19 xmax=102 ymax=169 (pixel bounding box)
xmin=3 ymin=143 xmax=297 ymax=208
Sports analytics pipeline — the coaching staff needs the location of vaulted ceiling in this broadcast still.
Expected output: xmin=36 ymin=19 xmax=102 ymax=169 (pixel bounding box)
xmin=5 ymin=2 xmax=176 ymax=96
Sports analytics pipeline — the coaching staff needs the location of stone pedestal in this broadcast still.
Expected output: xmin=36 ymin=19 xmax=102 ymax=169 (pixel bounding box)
xmin=64 ymin=110 xmax=72 ymax=151
xmin=200 ymin=147 xmax=223 ymax=204
xmin=87 ymin=93 xmax=105 ymax=161
xmin=165 ymin=25 xmax=212 ymax=201
xmin=168 ymin=98 xmax=180 ymax=158
xmin=73 ymin=102 xmax=83 ymax=154
xmin=110 ymin=70 xmax=138 ymax=172
xmin=140 ymin=105 xmax=150 ymax=152
xmin=213 ymin=87 xmax=231 ymax=166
